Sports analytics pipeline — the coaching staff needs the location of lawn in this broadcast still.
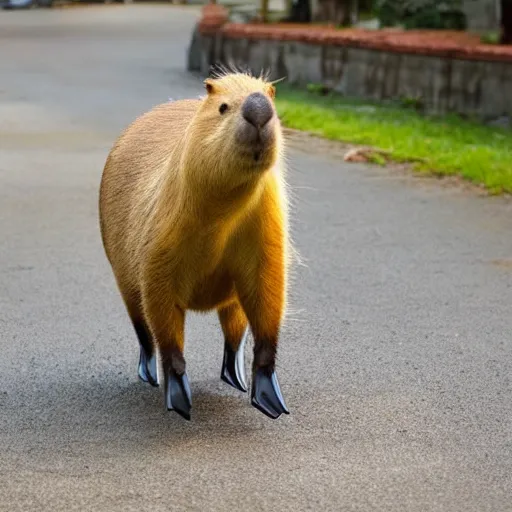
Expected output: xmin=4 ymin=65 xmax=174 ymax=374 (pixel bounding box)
xmin=274 ymin=86 xmax=512 ymax=194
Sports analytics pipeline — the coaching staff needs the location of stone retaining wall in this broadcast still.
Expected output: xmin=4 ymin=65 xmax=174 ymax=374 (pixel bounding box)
xmin=188 ymin=24 xmax=512 ymax=122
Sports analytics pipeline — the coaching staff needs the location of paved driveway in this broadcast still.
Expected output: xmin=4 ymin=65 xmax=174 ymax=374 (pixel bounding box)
xmin=1 ymin=5 xmax=511 ymax=511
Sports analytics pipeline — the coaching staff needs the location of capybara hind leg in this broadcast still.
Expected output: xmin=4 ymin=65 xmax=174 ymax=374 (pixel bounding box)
xmin=218 ymin=301 xmax=249 ymax=392
xmin=237 ymin=257 xmax=289 ymax=419
xmin=133 ymin=319 xmax=158 ymax=387
xmin=144 ymin=300 xmax=191 ymax=420
xmin=123 ymin=296 xmax=159 ymax=387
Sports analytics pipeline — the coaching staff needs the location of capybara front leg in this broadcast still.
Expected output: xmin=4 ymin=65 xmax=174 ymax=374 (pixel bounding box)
xmin=237 ymin=262 xmax=289 ymax=419
xmin=218 ymin=301 xmax=249 ymax=392
xmin=144 ymin=297 xmax=191 ymax=420
xmin=250 ymin=335 xmax=289 ymax=420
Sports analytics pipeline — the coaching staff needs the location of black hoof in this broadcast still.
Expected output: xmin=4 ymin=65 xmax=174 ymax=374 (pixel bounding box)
xmin=221 ymin=328 xmax=248 ymax=392
xmin=165 ymin=370 xmax=192 ymax=421
xmin=138 ymin=346 xmax=159 ymax=387
xmin=251 ymin=368 xmax=290 ymax=419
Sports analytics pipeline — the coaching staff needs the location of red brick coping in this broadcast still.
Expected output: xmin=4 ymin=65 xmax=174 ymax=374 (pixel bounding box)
xmin=201 ymin=22 xmax=512 ymax=64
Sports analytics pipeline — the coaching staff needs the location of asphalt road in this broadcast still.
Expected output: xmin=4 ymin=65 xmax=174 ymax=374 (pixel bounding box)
xmin=1 ymin=5 xmax=512 ymax=512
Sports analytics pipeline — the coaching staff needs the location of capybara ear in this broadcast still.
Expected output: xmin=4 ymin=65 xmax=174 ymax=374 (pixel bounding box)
xmin=204 ymin=79 xmax=216 ymax=94
xmin=266 ymin=84 xmax=276 ymax=99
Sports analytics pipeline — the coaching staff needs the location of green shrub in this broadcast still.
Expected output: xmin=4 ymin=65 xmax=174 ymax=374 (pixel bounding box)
xmin=376 ymin=0 xmax=467 ymax=30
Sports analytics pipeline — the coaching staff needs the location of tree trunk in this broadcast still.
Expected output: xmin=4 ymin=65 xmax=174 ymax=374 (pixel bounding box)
xmin=314 ymin=0 xmax=357 ymax=26
xmin=501 ymin=0 xmax=512 ymax=44
xmin=281 ymin=0 xmax=312 ymax=22
xmin=261 ymin=0 xmax=269 ymax=22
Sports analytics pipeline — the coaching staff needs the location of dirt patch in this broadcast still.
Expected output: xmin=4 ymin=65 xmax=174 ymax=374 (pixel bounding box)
xmin=283 ymin=127 xmax=511 ymax=201
xmin=490 ymin=259 xmax=512 ymax=269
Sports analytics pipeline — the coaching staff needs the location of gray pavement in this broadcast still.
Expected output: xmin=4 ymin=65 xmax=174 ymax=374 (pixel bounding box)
xmin=1 ymin=5 xmax=512 ymax=512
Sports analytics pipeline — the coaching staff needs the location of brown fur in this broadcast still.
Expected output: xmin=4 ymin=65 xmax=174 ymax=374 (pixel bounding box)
xmin=99 ymin=71 xmax=290 ymax=379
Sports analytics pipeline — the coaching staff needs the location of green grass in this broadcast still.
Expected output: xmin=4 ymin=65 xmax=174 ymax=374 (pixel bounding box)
xmin=480 ymin=31 xmax=501 ymax=45
xmin=274 ymin=86 xmax=512 ymax=194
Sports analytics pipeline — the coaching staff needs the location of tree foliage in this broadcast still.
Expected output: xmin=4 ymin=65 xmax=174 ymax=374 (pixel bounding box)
xmin=375 ymin=0 xmax=467 ymax=29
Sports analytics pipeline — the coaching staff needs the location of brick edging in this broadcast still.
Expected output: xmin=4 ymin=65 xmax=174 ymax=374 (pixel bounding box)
xmin=199 ymin=23 xmax=512 ymax=64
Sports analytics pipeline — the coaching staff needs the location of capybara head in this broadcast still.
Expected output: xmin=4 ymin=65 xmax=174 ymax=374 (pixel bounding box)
xmin=183 ymin=70 xmax=283 ymax=191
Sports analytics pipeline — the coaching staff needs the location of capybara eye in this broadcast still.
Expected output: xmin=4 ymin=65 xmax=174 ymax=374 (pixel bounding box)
xmin=219 ymin=103 xmax=228 ymax=114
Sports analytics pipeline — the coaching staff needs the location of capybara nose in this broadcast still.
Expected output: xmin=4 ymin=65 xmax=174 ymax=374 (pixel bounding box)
xmin=242 ymin=92 xmax=273 ymax=129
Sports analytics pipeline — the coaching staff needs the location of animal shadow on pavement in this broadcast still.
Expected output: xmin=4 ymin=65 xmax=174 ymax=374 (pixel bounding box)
xmin=2 ymin=374 xmax=271 ymax=452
